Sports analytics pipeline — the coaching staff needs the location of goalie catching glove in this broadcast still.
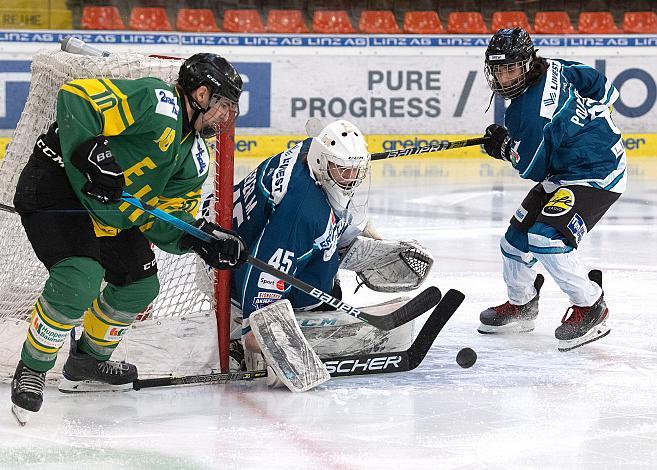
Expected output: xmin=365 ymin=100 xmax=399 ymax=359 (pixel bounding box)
xmin=340 ymin=237 xmax=434 ymax=292
xmin=180 ymin=219 xmax=248 ymax=269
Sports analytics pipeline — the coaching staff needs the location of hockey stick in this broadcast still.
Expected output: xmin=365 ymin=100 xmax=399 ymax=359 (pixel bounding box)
xmin=370 ymin=137 xmax=489 ymax=161
xmin=322 ymin=288 xmax=465 ymax=377
xmin=121 ymin=191 xmax=441 ymax=330
xmin=133 ymin=369 xmax=267 ymax=390
xmin=131 ymin=288 xmax=465 ymax=390
xmin=0 ymin=202 xmax=16 ymax=214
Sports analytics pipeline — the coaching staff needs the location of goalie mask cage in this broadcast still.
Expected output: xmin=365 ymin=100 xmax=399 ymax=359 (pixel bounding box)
xmin=0 ymin=50 xmax=234 ymax=383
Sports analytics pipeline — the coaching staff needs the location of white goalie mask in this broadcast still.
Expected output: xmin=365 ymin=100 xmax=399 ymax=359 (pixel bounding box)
xmin=307 ymin=120 xmax=370 ymax=214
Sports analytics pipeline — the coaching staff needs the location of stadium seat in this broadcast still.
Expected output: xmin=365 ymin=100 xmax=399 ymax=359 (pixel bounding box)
xmin=223 ymin=9 xmax=265 ymax=33
xmin=312 ymin=10 xmax=355 ymax=34
xmin=267 ymin=9 xmax=308 ymax=33
xmin=578 ymin=12 xmax=621 ymax=34
xmin=491 ymin=11 xmax=532 ymax=33
xmin=81 ymin=6 xmax=125 ymax=30
xmin=622 ymin=11 xmax=657 ymax=33
xmin=403 ymin=11 xmax=445 ymax=34
xmin=176 ymin=9 xmax=220 ymax=32
xmin=447 ymin=12 xmax=488 ymax=34
xmin=533 ymin=11 xmax=575 ymax=34
xmin=129 ymin=7 xmax=172 ymax=31
xmin=359 ymin=10 xmax=401 ymax=34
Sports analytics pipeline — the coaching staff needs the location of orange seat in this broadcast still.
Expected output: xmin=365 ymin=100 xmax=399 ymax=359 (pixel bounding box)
xmin=491 ymin=11 xmax=532 ymax=33
xmin=447 ymin=12 xmax=488 ymax=34
xmin=223 ymin=9 xmax=265 ymax=33
xmin=176 ymin=9 xmax=219 ymax=32
xmin=403 ymin=11 xmax=444 ymax=34
xmin=359 ymin=10 xmax=401 ymax=34
xmin=312 ymin=10 xmax=355 ymax=34
xmin=622 ymin=11 xmax=657 ymax=33
xmin=129 ymin=7 xmax=172 ymax=31
xmin=82 ymin=6 xmax=125 ymax=30
xmin=534 ymin=11 xmax=575 ymax=34
xmin=267 ymin=9 xmax=308 ymax=33
xmin=578 ymin=12 xmax=621 ymax=34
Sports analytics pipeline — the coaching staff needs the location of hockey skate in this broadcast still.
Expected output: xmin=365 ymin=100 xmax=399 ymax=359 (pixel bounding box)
xmin=478 ymin=274 xmax=544 ymax=334
xmin=59 ymin=332 xmax=137 ymax=393
xmin=555 ymin=270 xmax=610 ymax=352
xmin=11 ymin=360 xmax=46 ymax=426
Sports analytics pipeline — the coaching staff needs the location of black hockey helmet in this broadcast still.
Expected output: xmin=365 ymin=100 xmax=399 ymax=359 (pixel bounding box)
xmin=178 ymin=53 xmax=242 ymax=137
xmin=179 ymin=53 xmax=242 ymax=104
xmin=484 ymin=27 xmax=537 ymax=100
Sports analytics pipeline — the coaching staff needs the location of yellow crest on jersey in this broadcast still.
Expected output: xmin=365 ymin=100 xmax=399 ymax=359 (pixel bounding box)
xmin=155 ymin=127 xmax=176 ymax=152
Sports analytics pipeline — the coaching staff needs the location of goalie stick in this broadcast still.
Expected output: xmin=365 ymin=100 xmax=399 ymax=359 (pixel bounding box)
xmin=323 ymin=288 xmax=465 ymax=377
xmin=131 ymin=288 xmax=465 ymax=390
xmin=370 ymin=137 xmax=489 ymax=161
xmin=120 ymin=191 xmax=441 ymax=331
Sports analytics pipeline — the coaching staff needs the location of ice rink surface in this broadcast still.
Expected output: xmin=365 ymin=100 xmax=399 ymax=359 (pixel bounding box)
xmin=1 ymin=157 xmax=656 ymax=469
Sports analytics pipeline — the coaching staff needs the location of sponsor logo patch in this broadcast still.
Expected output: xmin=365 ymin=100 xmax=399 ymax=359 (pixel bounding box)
xmin=510 ymin=140 xmax=521 ymax=166
xmin=104 ymin=325 xmax=129 ymax=341
xmin=567 ymin=213 xmax=587 ymax=244
xmin=30 ymin=316 xmax=69 ymax=348
xmin=258 ymin=272 xmax=285 ymax=291
xmin=541 ymin=188 xmax=575 ymax=217
xmin=514 ymin=205 xmax=528 ymax=223
xmin=154 ymin=89 xmax=179 ymax=120
xmin=192 ymin=135 xmax=210 ymax=177
xmin=252 ymin=291 xmax=282 ymax=309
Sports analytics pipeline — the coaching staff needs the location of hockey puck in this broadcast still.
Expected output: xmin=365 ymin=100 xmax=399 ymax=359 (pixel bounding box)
xmin=456 ymin=347 xmax=477 ymax=368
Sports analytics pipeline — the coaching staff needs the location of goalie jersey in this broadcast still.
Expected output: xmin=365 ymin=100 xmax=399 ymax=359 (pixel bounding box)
xmin=54 ymin=77 xmax=209 ymax=253
xmin=505 ymin=59 xmax=626 ymax=193
xmin=231 ymin=139 xmax=352 ymax=334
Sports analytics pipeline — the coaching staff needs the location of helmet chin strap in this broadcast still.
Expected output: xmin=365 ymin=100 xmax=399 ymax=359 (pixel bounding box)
xmin=184 ymin=90 xmax=215 ymax=138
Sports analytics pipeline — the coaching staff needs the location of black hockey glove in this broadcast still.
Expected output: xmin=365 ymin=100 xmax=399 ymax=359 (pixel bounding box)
xmin=71 ymin=136 xmax=125 ymax=204
xmin=180 ymin=219 xmax=248 ymax=270
xmin=483 ymin=124 xmax=512 ymax=162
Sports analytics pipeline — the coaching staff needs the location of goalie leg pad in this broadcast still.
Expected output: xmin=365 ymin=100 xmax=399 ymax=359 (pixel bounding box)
xmin=340 ymin=237 xmax=434 ymax=292
xmin=249 ymin=300 xmax=330 ymax=392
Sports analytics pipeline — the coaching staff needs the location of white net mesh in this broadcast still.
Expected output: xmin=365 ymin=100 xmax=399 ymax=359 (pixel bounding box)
xmin=0 ymin=50 xmax=221 ymax=382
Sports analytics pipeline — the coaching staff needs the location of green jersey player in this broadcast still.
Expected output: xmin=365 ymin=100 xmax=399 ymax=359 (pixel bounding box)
xmin=10 ymin=53 xmax=246 ymax=423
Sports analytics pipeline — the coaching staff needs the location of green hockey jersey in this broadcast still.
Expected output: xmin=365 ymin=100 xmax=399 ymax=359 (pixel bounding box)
xmin=56 ymin=76 xmax=211 ymax=254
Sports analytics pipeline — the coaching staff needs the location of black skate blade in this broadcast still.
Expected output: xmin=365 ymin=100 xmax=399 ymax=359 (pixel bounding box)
xmin=11 ymin=404 xmax=31 ymax=426
xmin=58 ymin=377 xmax=133 ymax=393
xmin=558 ymin=328 xmax=611 ymax=352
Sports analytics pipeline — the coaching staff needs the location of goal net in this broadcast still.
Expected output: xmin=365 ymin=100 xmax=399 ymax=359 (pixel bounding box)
xmin=0 ymin=49 xmax=233 ymax=383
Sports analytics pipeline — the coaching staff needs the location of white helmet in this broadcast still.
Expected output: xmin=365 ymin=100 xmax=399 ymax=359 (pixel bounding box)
xmin=307 ymin=120 xmax=370 ymax=214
